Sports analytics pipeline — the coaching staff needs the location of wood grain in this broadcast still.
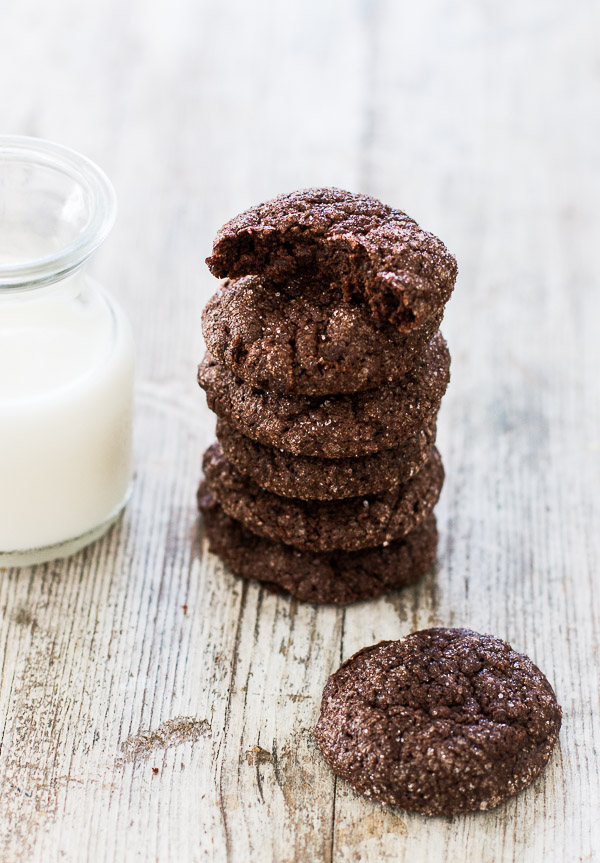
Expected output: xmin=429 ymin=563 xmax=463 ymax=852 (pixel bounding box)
xmin=0 ymin=0 xmax=599 ymax=860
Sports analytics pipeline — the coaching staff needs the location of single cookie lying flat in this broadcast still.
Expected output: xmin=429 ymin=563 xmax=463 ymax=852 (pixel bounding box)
xmin=198 ymin=332 xmax=450 ymax=459
xmin=206 ymin=188 xmax=457 ymax=332
xmin=203 ymin=276 xmax=442 ymax=395
xmin=198 ymin=487 xmax=438 ymax=604
xmin=201 ymin=443 xmax=443 ymax=552
xmin=216 ymin=418 xmax=436 ymax=500
xmin=315 ymin=629 xmax=562 ymax=816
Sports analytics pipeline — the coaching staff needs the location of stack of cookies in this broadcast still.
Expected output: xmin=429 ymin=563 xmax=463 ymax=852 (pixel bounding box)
xmin=197 ymin=189 xmax=457 ymax=604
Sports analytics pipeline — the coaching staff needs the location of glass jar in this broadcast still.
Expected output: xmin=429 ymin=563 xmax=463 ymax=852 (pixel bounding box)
xmin=0 ymin=136 xmax=134 ymax=566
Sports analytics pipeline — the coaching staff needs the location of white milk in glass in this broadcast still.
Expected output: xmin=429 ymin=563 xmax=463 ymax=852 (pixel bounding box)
xmin=0 ymin=137 xmax=134 ymax=565
xmin=0 ymin=273 xmax=134 ymax=553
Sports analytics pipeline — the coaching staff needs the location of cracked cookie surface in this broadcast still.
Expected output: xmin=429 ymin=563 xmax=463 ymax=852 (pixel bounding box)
xmin=203 ymin=276 xmax=442 ymax=395
xmin=201 ymin=443 xmax=444 ymax=552
xmin=216 ymin=418 xmax=436 ymax=500
xmin=206 ymin=188 xmax=457 ymax=333
xmin=314 ymin=628 xmax=562 ymax=816
xmin=198 ymin=332 xmax=450 ymax=459
xmin=198 ymin=487 xmax=438 ymax=604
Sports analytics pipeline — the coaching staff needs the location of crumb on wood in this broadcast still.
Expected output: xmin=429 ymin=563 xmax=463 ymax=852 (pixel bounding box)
xmin=181 ymin=603 xmax=188 ymax=615
xmin=245 ymin=745 xmax=273 ymax=766
xmin=152 ymin=767 xmax=159 ymax=776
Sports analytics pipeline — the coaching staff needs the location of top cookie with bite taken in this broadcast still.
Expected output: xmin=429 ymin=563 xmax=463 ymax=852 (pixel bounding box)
xmin=206 ymin=187 xmax=457 ymax=333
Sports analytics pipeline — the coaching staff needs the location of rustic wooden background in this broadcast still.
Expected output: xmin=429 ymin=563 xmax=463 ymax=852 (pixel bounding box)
xmin=0 ymin=0 xmax=598 ymax=860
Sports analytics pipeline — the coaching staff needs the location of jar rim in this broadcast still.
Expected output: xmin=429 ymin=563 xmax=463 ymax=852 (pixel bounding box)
xmin=0 ymin=136 xmax=117 ymax=290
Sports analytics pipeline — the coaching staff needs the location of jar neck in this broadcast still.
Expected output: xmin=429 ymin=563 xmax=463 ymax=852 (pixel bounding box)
xmin=0 ymin=136 xmax=116 ymax=296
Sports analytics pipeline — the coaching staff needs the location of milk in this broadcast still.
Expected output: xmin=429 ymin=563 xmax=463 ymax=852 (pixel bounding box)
xmin=0 ymin=135 xmax=133 ymax=564
xmin=0 ymin=274 xmax=134 ymax=556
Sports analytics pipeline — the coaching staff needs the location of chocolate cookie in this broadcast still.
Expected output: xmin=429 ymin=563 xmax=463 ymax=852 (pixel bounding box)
xmin=199 ymin=487 xmax=438 ymax=604
xmin=198 ymin=332 xmax=450 ymax=459
xmin=216 ymin=418 xmax=436 ymax=500
xmin=203 ymin=276 xmax=443 ymax=395
xmin=315 ymin=629 xmax=562 ymax=816
xmin=206 ymin=188 xmax=457 ymax=332
xmin=201 ymin=443 xmax=444 ymax=552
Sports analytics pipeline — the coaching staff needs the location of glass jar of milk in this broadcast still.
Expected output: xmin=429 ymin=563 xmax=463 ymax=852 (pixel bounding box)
xmin=0 ymin=137 xmax=134 ymax=566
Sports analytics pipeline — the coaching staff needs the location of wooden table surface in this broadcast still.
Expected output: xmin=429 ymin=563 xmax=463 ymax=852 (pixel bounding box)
xmin=1 ymin=1 xmax=599 ymax=860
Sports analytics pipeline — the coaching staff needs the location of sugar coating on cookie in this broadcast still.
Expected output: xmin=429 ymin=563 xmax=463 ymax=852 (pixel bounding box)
xmin=198 ymin=486 xmax=438 ymax=604
xmin=216 ymin=418 xmax=436 ymax=500
xmin=203 ymin=276 xmax=442 ymax=395
xmin=198 ymin=332 xmax=450 ymax=459
xmin=206 ymin=188 xmax=457 ymax=332
xmin=315 ymin=628 xmax=562 ymax=816
xmin=202 ymin=443 xmax=444 ymax=552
